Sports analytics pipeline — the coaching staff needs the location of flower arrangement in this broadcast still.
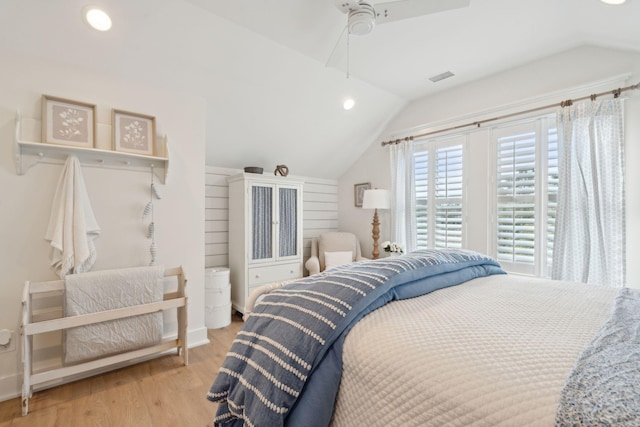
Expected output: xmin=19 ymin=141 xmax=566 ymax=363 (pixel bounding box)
xmin=382 ymin=241 xmax=404 ymax=254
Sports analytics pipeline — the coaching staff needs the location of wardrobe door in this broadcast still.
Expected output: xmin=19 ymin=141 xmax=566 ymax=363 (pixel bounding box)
xmin=251 ymin=184 xmax=273 ymax=261
xmin=278 ymin=187 xmax=298 ymax=258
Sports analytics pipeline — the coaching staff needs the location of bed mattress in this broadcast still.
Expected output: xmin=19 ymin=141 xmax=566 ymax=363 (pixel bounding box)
xmin=330 ymin=274 xmax=617 ymax=426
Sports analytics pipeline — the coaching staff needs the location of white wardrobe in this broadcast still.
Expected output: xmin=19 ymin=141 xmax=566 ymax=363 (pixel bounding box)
xmin=227 ymin=173 xmax=304 ymax=314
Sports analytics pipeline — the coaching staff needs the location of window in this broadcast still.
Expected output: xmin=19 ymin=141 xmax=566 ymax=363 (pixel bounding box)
xmin=414 ymin=136 xmax=465 ymax=249
xmin=402 ymin=106 xmax=613 ymax=280
xmin=492 ymin=117 xmax=557 ymax=276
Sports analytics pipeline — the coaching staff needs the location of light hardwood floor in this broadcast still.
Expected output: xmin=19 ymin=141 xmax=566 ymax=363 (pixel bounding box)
xmin=0 ymin=315 xmax=243 ymax=427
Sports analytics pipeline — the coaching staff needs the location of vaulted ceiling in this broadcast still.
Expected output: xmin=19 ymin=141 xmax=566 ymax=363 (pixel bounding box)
xmin=1 ymin=0 xmax=639 ymax=178
xmin=193 ymin=0 xmax=640 ymax=100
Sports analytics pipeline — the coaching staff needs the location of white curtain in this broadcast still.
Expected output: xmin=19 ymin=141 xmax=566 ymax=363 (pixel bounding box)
xmin=390 ymin=140 xmax=417 ymax=252
xmin=552 ymin=98 xmax=626 ymax=287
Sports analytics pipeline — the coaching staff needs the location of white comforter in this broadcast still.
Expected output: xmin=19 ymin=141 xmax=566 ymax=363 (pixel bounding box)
xmin=331 ymin=274 xmax=617 ymax=426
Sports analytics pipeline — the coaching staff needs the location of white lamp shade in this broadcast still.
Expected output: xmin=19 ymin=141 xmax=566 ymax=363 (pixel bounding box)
xmin=362 ymin=189 xmax=390 ymax=210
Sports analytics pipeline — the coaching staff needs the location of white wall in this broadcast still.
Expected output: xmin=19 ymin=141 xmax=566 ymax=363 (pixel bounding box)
xmin=339 ymin=46 xmax=640 ymax=285
xmin=205 ymin=166 xmax=339 ymax=274
xmin=337 ymin=145 xmax=392 ymax=260
xmin=0 ymin=51 xmax=207 ymax=400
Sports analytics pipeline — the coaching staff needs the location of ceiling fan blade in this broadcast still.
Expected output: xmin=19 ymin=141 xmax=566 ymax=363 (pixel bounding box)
xmin=332 ymin=0 xmax=361 ymax=14
xmin=375 ymin=0 xmax=471 ymax=24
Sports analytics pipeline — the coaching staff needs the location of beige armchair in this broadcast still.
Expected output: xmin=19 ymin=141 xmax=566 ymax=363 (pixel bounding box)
xmin=305 ymin=232 xmax=367 ymax=275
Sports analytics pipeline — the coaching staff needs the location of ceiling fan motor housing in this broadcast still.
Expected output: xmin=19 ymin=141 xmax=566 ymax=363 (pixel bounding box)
xmin=348 ymin=3 xmax=376 ymax=35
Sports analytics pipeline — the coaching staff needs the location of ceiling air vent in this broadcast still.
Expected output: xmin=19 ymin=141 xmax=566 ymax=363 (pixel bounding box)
xmin=429 ymin=71 xmax=455 ymax=83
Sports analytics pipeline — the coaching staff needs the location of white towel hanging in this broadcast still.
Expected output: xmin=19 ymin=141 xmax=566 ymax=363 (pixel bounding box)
xmin=45 ymin=155 xmax=101 ymax=278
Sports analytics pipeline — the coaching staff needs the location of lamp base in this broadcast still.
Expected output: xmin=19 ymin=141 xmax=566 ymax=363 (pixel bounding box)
xmin=371 ymin=208 xmax=380 ymax=260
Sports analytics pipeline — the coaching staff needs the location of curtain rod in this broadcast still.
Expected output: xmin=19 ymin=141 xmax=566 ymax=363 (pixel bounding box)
xmin=381 ymin=81 xmax=640 ymax=147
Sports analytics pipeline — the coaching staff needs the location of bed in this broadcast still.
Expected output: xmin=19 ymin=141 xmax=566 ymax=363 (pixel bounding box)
xmin=207 ymin=249 xmax=640 ymax=426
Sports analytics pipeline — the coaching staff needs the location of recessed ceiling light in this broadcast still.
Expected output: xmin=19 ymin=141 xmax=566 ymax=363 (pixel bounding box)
xmin=343 ymin=98 xmax=355 ymax=110
xmin=600 ymin=0 xmax=626 ymax=4
xmin=83 ymin=6 xmax=112 ymax=31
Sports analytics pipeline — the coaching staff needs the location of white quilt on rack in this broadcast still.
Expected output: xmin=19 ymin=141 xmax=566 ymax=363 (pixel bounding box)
xmin=64 ymin=265 xmax=164 ymax=365
xmin=330 ymin=274 xmax=617 ymax=426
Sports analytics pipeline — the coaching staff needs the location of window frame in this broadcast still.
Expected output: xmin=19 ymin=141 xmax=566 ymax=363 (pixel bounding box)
xmin=489 ymin=114 xmax=557 ymax=277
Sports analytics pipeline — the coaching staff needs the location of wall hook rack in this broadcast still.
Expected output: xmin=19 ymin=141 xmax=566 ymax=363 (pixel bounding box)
xmin=13 ymin=111 xmax=170 ymax=184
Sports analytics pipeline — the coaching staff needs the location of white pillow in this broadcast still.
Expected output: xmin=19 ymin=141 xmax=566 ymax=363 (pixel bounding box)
xmin=324 ymin=251 xmax=353 ymax=270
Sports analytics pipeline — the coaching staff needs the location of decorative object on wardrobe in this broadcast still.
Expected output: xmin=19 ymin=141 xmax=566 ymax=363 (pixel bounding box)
xmin=112 ymin=109 xmax=156 ymax=156
xmin=244 ymin=166 xmax=263 ymax=174
xmin=362 ymin=188 xmax=390 ymax=259
xmin=41 ymin=95 xmax=96 ymax=148
xmin=274 ymin=164 xmax=289 ymax=176
xmin=227 ymin=173 xmax=304 ymax=314
xmin=354 ymin=182 xmax=371 ymax=207
xmin=14 ymin=112 xmax=170 ymax=183
xmin=45 ymin=155 xmax=101 ymax=279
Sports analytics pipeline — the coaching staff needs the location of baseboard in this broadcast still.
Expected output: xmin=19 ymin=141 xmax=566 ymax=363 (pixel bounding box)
xmin=0 ymin=373 xmax=20 ymax=403
xmin=184 ymin=326 xmax=210 ymax=349
xmin=0 ymin=327 xmax=210 ymax=403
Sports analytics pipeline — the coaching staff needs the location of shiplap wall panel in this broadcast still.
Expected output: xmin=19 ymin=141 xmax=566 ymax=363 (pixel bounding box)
xmin=205 ymin=166 xmax=338 ymax=275
xmin=305 ymin=211 xmax=338 ymax=220
xmin=204 ymin=167 xmax=235 ymax=272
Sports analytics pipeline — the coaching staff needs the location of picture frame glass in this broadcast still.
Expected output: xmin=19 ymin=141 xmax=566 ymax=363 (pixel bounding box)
xmin=354 ymin=182 xmax=371 ymax=207
xmin=113 ymin=110 xmax=156 ymax=156
xmin=42 ymin=96 xmax=95 ymax=148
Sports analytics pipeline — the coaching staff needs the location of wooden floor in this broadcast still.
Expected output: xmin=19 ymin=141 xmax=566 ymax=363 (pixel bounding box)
xmin=0 ymin=315 xmax=243 ymax=427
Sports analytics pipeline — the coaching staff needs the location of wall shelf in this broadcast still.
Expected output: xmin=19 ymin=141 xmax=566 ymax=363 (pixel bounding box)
xmin=13 ymin=112 xmax=170 ymax=183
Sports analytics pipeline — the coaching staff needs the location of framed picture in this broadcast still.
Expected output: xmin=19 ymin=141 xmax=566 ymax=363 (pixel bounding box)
xmin=354 ymin=182 xmax=371 ymax=207
xmin=112 ymin=109 xmax=156 ymax=156
xmin=42 ymin=95 xmax=96 ymax=148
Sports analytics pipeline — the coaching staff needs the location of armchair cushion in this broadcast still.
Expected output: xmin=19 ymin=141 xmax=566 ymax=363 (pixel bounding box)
xmin=304 ymin=232 xmax=365 ymax=275
xmin=324 ymin=251 xmax=354 ymax=270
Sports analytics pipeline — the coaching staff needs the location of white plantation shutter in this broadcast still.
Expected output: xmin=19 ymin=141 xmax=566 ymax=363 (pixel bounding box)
xmin=435 ymin=146 xmax=463 ymax=248
xmin=493 ymin=116 xmax=557 ymax=276
xmin=414 ymin=151 xmax=428 ymax=248
xmin=414 ymin=138 xmax=464 ymax=249
xmin=496 ymin=131 xmax=536 ymax=271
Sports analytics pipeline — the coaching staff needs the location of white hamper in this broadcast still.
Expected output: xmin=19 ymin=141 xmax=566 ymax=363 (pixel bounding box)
xmin=205 ymin=267 xmax=231 ymax=328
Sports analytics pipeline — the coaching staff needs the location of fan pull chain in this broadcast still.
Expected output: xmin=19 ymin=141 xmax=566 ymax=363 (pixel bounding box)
xmin=346 ymin=31 xmax=351 ymax=79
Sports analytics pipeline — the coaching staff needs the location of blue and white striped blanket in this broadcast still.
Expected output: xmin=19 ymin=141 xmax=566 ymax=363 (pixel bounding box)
xmin=207 ymin=249 xmax=505 ymax=427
